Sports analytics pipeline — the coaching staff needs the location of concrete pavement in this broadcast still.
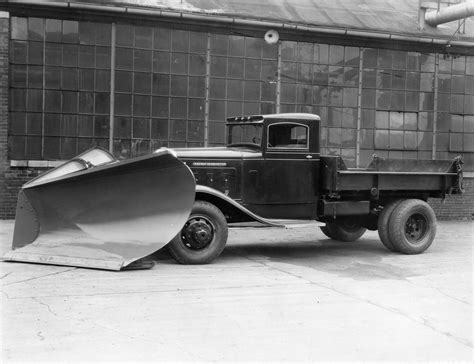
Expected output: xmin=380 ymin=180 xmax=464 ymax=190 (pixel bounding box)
xmin=1 ymin=220 xmax=473 ymax=362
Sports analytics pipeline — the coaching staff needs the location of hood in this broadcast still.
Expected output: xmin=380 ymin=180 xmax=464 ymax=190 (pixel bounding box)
xmin=171 ymin=146 xmax=261 ymax=159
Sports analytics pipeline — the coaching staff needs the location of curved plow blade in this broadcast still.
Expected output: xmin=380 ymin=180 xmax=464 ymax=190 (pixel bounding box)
xmin=3 ymin=148 xmax=195 ymax=270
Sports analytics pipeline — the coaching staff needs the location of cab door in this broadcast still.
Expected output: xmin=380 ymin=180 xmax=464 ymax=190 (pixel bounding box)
xmin=242 ymin=120 xmax=320 ymax=219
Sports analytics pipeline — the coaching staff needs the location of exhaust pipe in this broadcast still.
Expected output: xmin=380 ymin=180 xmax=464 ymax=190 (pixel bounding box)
xmin=425 ymin=1 xmax=474 ymax=26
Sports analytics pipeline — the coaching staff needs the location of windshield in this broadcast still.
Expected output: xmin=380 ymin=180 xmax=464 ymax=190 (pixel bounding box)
xmin=227 ymin=123 xmax=263 ymax=147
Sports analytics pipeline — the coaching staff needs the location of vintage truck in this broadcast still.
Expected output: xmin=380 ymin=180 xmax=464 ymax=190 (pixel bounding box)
xmin=4 ymin=113 xmax=464 ymax=270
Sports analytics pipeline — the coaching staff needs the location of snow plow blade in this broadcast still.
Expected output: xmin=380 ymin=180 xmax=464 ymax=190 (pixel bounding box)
xmin=3 ymin=147 xmax=195 ymax=271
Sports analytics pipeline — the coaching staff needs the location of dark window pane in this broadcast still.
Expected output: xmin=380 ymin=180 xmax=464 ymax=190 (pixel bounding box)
xmin=188 ymin=99 xmax=204 ymax=119
xmin=115 ymin=116 xmax=131 ymax=138
xmin=296 ymin=84 xmax=312 ymax=104
xmin=328 ymin=87 xmax=343 ymax=106
xmin=25 ymin=136 xmax=42 ymax=159
xmin=390 ymin=91 xmax=405 ymax=110
xmin=115 ymin=93 xmax=132 ymax=116
xmin=375 ymin=111 xmax=389 ymax=129
xmin=361 ymin=89 xmax=375 ymax=108
xmin=281 ymin=83 xmax=296 ymax=103
xmin=44 ymin=113 xmax=61 ymax=136
xmin=61 ymin=114 xmax=77 ymax=136
xmin=26 ymin=113 xmax=43 ymax=135
xmin=63 ymin=20 xmax=78 ymax=43
xmin=329 ymin=45 xmax=344 ymax=65
xmin=133 ymin=72 xmax=151 ymax=94
xmin=209 ymin=100 xmax=225 ymax=121
xmin=95 ymin=115 xmax=110 ymax=137
xmin=210 ymin=34 xmax=228 ymax=55
xmin=96 ymin=46 xmax=111 ymax=69
xmin=79 ymin=22 xmax=95 ymax=45
xmin=407 ymin=52 xmax=421 ymax=71
xmin=244 ymin=80 xmax=260 ymax=101
xmin=227 ymin=101 xmax=242 ymax=116
xmin=28 ymin=41 xmax=43 ymax=65
xmin=43 ymin=136 xmax=60 ymax=159
xmin=210 ymin=56 xmax=227 ymax=77
xmin=45 ymin=90 xmax=61 ymax=112
xmin=63 ymin=44 xmax=78 ymax=67
xmin=133 ymin=95 xmax=151 ymax=117
xmin=343 ymin=87 xmax=358 ymax=108
xmin=170 ymin=53 xmax=188 ymax=74
xmin=45 ymin=42 xmax=62 ymax=65
xmin=62 ymin=68 xmax=79 ymax=90
xmin=375 ymin=130 xmax=389 ymax=149
xmin=152 ymin=96 xmax=169 ymax=118
xmin=228 ymin=36 xmax=245 ymax=57
xmin=361 ymin=109 xmax=375 ymax=129
xmin=80 ymin=68 xmax=94 ymax=90
xmin=245 ymin=37 xmax=262 ymax=58
xmin=245 ymin=59 xmax=260 ymax=80
xmin=189 ymin=32 xmax=207 ymax=54
xmin=62 ymin=91 xmax=78 ymax=113
xmin=189 ymin=76 xmax=205 ymax=98
xmin=95 ymin=70 xmax=110 ymax=92
xmin=208 ymin=121 xmax=225 ymax=144
xmin=135 ymin=26 xmax=153 ymax=48
xmin=227 ymin=57 xmax=244 ymax=79
xmin=210 ymin=78 xmax=226 ymax=99
xmin=314 ymin=44 xmax=329 ymax=64
xmin=27 ymin=89 xmax=43 ymax=111
xmin=79 ymin=45 xmax=95 ymax=68
xmin=313 ymin=64 xmax=329 ymax=85
xmin=134 ymin=49 xmax=152 ymax=72
xmin=152 ymin=73 xmax=170 ymax=96
xmin=45 ymin=19 xmax=62 ymax=42
xmin=281 ymin=41 xmax=296 ymax=61
xmin=12 ymin=17 xmax=27 ymax=40
xmin=392 ymin=51 xmax=406 ymax=70
xmin=113 ymin=138 xmax=131 ymax=159
xmin=11 ymin=64 xmax=27 ymax=87
xmin=116 ymin=47 xmax=133 ymax=70
xmin=389 ymin=130 xmax=404 ymax=149
xmin=189 ymin=54 xmax=206 ymax=76
xmin=170 ymin=98 xmax=187 ymax=118
xmin=28 ymin=18 xmax=44 ymax=41
xmin=79 ymin=92 xmax=94 ymax=114
xmin=172 ymin=30 xmax=189 ymax=52
xmin=188 ymin=120 xmax=204 ymax=142
xmin=153 ymin=51 xmax=170 ymax=73
xmin=313 ymin=86 xmax=328 ymax=105
xmin=345 ymin=47 xmax=360 ymax=66
xmin=10 ymin=112 xmax=26 ymax=135
xmin=170 ymin=119 xmax=187 ymax=141
xmin=406 ymin=72 xmax=421 ymax=91
xmin=95 ymin=92 xmax=109 ymax=114
xmin=78 ymin=115 xmax=94 ymax=136
xmin=328 ymin=66 xmax=344 ymax=86
xmin=11 ymin=89 xmax=27 ymax=111
xmin=378 ymin=49 xmax=392 ymax=69
xmin=132 ymin=117 xmax=150 ymax=138
xmin=262 ymin=42 xmax=278 ymax=60
xmin=227 ymin=79 xmax=243 ymax=100
xmin=153 ymin=27 xmax=171 ymax=50
xmin=11 ymin=41 xmax=27 ymax=64
xmin=297 ymin=63 xmax=312 ymax=83
xmin=151 ymin=118 xmax=168 ymax=139
xmin=344 ymin=67 xmax=359 ymax=87
xmin=116 ymin=24 xmax=134 ymax=47
xmin=261 ymin=82 xmax=276 ymax=101
xmin=392 ymin=70 xmax=406 ymax=90
xmin=328 ymin=127 xmax=342 ymax=147
xmin=170 ymin=75 xmax=188 ymax=97
xmin=115 ymin=71 xmax=132 ymax=93
xmin=376 ymin=90 xmax=391 ymax=109
xmin=77 ymin=138 xmax=95 ymax=152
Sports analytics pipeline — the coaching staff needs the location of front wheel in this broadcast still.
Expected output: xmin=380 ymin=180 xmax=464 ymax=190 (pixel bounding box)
xmin=320 ymin=220 xmax=367 ymax=242
xmin=388 ymin=199 xmax=437 ymax=254
xmin=168 ymin=201 xmax=228 ymax=264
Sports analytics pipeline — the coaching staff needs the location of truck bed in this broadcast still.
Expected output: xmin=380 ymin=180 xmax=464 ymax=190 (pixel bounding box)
xmin=320 ymin=155 xmax=463 ymax=196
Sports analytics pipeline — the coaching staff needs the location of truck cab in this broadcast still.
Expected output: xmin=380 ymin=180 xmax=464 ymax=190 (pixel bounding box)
xmin=176 ymin=113 xmax=321 ymax=219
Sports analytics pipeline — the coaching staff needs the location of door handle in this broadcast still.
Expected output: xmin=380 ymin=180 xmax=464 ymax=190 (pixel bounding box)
xmin=306 ymin=155 xmax=313 ymax=159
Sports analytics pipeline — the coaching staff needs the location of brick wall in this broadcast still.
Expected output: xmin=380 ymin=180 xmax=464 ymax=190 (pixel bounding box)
xmin=0 ymin=13 xmax=10 ymax=219
xmin=429 ymin=177 xmax=474 ymax=221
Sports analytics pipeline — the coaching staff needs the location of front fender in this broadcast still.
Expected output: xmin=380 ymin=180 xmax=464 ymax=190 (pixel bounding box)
xmin=195 ymin=185 xmax=283 ymax=227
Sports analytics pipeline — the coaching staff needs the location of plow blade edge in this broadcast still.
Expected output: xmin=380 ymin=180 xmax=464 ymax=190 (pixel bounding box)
xmin=3 ymin=148 xmax=196 ymax=270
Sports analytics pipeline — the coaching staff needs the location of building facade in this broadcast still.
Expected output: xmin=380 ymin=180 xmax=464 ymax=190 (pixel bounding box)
xmin=0 ymin=1 xmax=473 ymax=219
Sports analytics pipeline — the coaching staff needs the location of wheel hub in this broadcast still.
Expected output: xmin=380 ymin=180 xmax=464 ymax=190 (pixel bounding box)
xmin=404 ymin=213 xmax=427 ymax=243
xmin=181 ymin=217 xmax=214 ymax=250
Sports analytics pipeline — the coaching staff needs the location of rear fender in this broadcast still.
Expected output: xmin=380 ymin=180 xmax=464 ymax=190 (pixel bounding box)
xmin=195 ymin=185 xmax=282 ymax=227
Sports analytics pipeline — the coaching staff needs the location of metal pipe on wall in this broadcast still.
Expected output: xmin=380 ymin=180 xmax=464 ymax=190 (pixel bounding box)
xmin=425 ymin=1 xmax=474 ymax=26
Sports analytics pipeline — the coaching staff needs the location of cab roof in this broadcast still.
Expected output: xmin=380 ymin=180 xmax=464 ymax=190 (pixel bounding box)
xmin=226 ymin=113 xmax=320 ymax=123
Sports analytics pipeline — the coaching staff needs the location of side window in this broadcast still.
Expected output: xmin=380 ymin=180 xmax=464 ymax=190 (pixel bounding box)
xmin=267 ymin=123 xmax=308 ymax=149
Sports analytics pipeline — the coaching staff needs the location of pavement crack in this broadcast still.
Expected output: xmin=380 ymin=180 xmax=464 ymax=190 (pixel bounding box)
xmin=246 ymin=256 xmax=473 ymax=349
xmin=32 ymin=297 xmax=59 ymax=317
xmin=0 ymin=272 xmax=12 ymax=279
xmin=4 ymin=268 xmax=77 ymax=286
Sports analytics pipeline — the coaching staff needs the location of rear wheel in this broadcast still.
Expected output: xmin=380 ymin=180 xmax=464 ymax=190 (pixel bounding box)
xmin=320 ymin=220 xmax=366 ymax=242
xmin=377 ymin=200 xmax=402 ymax=252
xmin=168 ymin=201 xmax=228 ymax=264
xmin=388 ymin=199 xmax=437 ymax=254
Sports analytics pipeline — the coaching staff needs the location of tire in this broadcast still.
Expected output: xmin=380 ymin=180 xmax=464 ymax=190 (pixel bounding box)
xmin=377 ymin=200 xmax=403 ymax=252
xmin=168 ymin=201 xmax=228 ymax=264
xmin=388 ymin=199 xmax=437 ymax=254
xmin=320 ymin=220 xmax=366 ymax=242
